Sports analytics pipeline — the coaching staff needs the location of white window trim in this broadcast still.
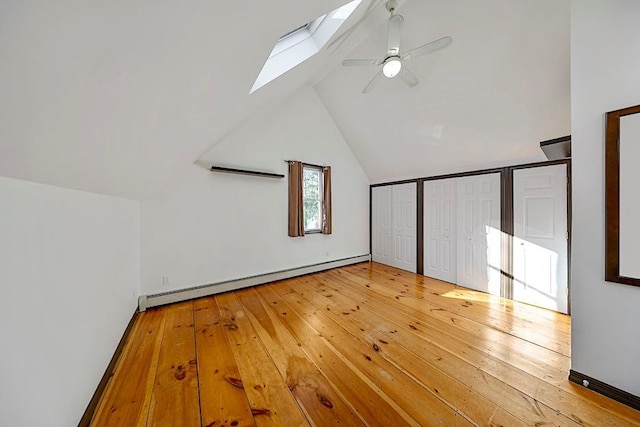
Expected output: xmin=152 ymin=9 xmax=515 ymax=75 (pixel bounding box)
xmin=303 ymin=164 xmax=324 ymax=233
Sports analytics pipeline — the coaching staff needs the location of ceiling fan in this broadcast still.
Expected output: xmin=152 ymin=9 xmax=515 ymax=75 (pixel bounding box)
xmin=341 ymin=0 xmax=452 ymax=94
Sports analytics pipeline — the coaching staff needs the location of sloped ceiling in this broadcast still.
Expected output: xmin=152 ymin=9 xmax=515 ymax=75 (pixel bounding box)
xmin=316 ymin=0 xmax=570 ymax=182
xmin=0 ymin=0 xmax=570 ymax=199
xmin=0 ymin=0 xmax=351 ymax=199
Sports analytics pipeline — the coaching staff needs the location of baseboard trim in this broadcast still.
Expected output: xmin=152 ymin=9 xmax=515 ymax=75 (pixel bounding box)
xmin=79 ymin=309 xmax=139 ymax=426
xmin=569 ymin=369 xmax=640 ymax=411
xmin=138 ymin=254 xmax=372 ymax=311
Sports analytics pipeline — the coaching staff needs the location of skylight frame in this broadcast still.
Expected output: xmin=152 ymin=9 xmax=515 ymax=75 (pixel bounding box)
xmin=268 ymin=15 xmax=327 ymax=60
xmin=278 ymin=23 xmax=310 ymax=41
xmin=250 ymin=0 xmax=362 ymax=94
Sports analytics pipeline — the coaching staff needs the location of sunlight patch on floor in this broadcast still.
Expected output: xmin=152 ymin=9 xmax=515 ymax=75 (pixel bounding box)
xmin=439 ymin=289 xmax=504 ymax=304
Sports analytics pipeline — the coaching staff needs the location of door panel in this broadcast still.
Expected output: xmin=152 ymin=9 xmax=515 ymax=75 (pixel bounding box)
xmin=372 ymin=186 xmax=392 ymax=264
xmin=442 ymin=240 xmax=452 ymax=273
xmin=372 ymin=184 xmax=416 ymax=272
xmin=463 ymin=240 xmax=474 ymax=278
xmin=392 ymin=183 xmax=417 ymax=272
xmin=427 ymin=238 xmax=437 ymax=269
xmin=456 ymin=174 xmax=501 ymax=294
xmin=513 ymin=164 xmax=568 ymax=313
xmin=423 ymin=179 xmax=457 ymax=283
xmin=479 ymin=180 xmax=502 ymax=295
xmin=458 ymin=187 xmax=476 ymax=287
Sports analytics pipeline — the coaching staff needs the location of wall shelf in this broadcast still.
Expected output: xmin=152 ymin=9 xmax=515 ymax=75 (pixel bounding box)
xmin=209 ymin=165 xmax=284 ymax=179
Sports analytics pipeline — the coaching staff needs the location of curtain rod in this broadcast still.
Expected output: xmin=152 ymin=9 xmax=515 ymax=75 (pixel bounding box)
xmin=284 ymin=160 xmax=328 ymax=169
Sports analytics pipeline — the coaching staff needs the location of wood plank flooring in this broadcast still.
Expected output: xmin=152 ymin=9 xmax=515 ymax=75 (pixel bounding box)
xmin=90 ymin=262 xmax=640 ymax=426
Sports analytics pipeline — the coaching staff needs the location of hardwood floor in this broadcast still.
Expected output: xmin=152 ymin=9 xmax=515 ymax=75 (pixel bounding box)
xmin=90 ymin=262 xmax=640 ymax=426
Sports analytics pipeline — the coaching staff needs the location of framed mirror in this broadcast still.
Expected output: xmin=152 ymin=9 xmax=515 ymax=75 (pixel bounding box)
xmin=605 ymin=104 xmax=640 ymax=286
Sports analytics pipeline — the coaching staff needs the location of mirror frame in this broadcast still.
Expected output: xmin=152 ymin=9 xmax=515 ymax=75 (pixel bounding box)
xmin=605 ymin=104 xmax=640 ymax=286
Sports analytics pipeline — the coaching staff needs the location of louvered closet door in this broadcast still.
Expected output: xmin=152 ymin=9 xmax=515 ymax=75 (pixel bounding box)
xmin=424 ymin=179 xmax=457 ymax=283
xmin=456 ymin=174 xmax=501 ymax=295
xmin=372 ymin=186 xmax=392 ymax=265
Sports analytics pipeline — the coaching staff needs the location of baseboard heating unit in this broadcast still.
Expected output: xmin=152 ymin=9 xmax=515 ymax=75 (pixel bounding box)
xmin=138 ymin=254 xmax=371 ymax=311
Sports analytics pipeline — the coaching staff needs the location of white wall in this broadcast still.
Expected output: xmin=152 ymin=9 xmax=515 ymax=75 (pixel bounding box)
xmin=141 ymin=86 xmax=369 ymax=294
xmin=0 ymin=177 xmax=140 ymax=426
xmin=571 ymin=0 xmax=640 ymax=395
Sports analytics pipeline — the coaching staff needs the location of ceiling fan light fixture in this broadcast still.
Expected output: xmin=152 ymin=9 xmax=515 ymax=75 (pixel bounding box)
xmin=382 ymin=57 xmax=402 ymax=78
xmin=340 ymin=1 xmax=452 ymax=93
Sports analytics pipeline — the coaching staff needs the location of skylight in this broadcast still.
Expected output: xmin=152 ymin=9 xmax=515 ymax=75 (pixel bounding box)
xmin=250 ymin=0 xmax=362 ymax=93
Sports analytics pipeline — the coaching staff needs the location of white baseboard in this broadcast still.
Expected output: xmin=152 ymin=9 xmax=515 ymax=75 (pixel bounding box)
xmin=138 ymin=254 xmax=371 ymax=311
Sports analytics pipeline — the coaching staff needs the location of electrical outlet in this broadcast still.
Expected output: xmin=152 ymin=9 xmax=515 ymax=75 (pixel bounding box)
xmin=162 ymin=275 xmax=170 ymax=286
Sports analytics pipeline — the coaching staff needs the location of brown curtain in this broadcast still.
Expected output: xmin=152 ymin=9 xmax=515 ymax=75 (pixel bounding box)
xmin=288 ymin=161 xmax=304 ymax=237
xmin=322 ymin=166 xmax=332 ymax=234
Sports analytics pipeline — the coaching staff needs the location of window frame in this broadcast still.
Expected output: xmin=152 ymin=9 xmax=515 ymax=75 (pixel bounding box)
xmin=302 ymin=164 xmax=324 ymax=234
xmin=277 ymin=22 xmax=310 ymax=42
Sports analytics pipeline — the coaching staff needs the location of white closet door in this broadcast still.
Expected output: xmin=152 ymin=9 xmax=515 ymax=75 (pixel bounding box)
xmin=392 ymin=183 xmax=417 ymax=272
xmin=372 ymin=186 xmax=392 ymax=265
xmin=424 ymin=179 xmax=457 ymax=283
xmin=513 ymin=164 xmax=568 ymax=313
xmin=456 ymin=174 xmax=501 ymax=294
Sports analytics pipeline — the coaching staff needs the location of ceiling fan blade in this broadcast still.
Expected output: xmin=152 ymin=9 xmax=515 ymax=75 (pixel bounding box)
xmin=342 ymin=59 xmax=383 ymax=67
xmin=362 ymin=70 xmax=384 ymax=94
xmin=398 ymin=65 xmax=419 ymax=88
xmin=402 ymin=36 xmax=452 ymax=61
xmin=387 ymin=14 xmax=404 ymax=56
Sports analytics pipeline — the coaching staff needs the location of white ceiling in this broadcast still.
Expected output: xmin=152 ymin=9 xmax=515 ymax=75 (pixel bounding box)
xmin=0 ymin=0 xmax=570 ymax=199
xmin=316 ymin=0 xmax=570 ymax=182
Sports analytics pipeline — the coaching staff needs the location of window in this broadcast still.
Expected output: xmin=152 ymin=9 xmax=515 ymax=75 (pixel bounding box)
xmin=303 ymin=165 xmax=324 ymax=233
xmin=288 ymin=161 xmax=332 ymax=237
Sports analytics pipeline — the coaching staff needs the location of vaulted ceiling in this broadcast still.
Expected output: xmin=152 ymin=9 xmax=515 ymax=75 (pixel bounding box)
xmin=317 ymin=0 xmax=570 ymax=182
xmin=0 ymin=0 xmax=569 ymax=199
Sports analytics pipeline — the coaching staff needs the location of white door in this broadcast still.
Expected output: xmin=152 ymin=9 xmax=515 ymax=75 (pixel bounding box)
xmin=424 ymin=179 xmax=457 ymax=283
xmin=456 ymin=174 xmax=501 ymax=294
xmin=392 ymin=183 xmax=417 ymax=272
xmin=372 ymin=186 xmax=392 ymax=265
xmin=513 ymin=164 xmax=568 ymax=313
